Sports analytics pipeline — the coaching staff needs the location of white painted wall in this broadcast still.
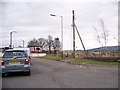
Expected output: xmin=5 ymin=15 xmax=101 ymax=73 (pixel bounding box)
xmin=30 ymin=53 xmax=46 ymax=57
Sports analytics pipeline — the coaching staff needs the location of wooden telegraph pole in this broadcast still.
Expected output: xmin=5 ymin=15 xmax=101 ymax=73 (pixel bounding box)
xmin=72 ymin=10 xmax=87 ymax=58
xmin=72 ymin=10 xmax=75 ymax=58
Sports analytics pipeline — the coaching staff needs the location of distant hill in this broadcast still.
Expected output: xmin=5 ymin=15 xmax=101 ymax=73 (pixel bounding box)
xmin=87 ymin=46 xmax=119 ymax=52
xmin=76 ymin=46 xmax=119 ymax=52
xmin=76 ymin=50 xmax=84 ymax=52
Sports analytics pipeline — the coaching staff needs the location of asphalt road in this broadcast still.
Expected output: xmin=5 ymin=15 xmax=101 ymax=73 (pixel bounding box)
xmin=2 ymin=57 xmax=118 ymax=88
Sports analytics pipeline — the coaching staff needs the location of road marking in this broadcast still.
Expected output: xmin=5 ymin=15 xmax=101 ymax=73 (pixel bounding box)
xmin=79 ymin=66 xmax=83 ymax=67
xmin=75 ymin=65 xmax=98 ymax=72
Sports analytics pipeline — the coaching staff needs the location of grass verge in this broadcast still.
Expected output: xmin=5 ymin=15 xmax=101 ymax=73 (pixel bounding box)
xmin=39 ymin=55 xmax=118 ymax=66
xmin=71 ymin=58 xmax=118 ymax=66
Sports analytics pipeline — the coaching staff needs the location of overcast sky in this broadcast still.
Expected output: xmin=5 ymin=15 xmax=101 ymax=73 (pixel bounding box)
xmin=0 ymin=0 xmax=118 ymax=50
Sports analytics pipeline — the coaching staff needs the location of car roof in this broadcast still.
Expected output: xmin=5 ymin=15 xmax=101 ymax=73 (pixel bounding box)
xmin=6 ymin=49 xmax=25 ymax=52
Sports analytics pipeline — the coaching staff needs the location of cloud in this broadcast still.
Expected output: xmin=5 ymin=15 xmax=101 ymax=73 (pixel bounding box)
xmin=1 ymin=1 xmax=118 ymax=49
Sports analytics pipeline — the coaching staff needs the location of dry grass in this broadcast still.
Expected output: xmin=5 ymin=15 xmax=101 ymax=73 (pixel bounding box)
xmin=39 ymin=55 xmax=118 ymax=66
xmin=64 ymin=51 xmax=119 ymax=58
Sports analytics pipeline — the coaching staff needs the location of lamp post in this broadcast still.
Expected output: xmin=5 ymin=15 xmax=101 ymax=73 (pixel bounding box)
xmin=22 ymin=40 xmax=24 ymax=48
xmin=50 ymin=14 xmax=63 ymax=58
xmin=9 ymin=31 xmax=17 ymax=48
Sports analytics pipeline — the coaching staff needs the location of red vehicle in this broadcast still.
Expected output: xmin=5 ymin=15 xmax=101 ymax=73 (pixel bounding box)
xmin=31 ymin=50 xmax=42 ymax=53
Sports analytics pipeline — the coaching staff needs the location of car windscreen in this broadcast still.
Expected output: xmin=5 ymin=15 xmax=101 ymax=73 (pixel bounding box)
xmin=3 ymin=51 xmax=27 ymax=58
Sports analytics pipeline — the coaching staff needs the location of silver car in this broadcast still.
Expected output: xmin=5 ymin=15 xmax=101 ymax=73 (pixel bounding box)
xmin=1 ymin=49 xmax=31 ymax=77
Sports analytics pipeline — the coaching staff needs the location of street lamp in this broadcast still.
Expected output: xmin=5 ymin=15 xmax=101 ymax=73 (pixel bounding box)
xmin=22 ymin=40 xmax=24 ymax=48
xmin=9 ymin=31 xmax=17 ymax=48
xmin=50 ymin=14 xmax=63 ymax=58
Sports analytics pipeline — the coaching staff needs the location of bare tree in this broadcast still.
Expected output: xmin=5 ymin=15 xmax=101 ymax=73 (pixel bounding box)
xmin=28 ymin=38 xmax=39 ymax=50
xmin=52 ymin=38 xmax=61 ymax=55
xmin=93 ymin=19 xmax=109 ymax=57
xmin=28 ymin=38 xmax=48 ymax=51
xmin=100 ymin=19 xmax=109 ymax=48
xmin=28 ymin=38 xmax=38 ymax=47
xmin=47 ymin=35 xmax=53 ymax=54
xmin=37 ymin=38 xmax=48 ymax=50
xmin=100 ymin=19 xmax=109 ymax=57
xmin=28 ymin=36 xmax=61 ymax=54
xmin=93 ymin=26 xmax=103 ymax=47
